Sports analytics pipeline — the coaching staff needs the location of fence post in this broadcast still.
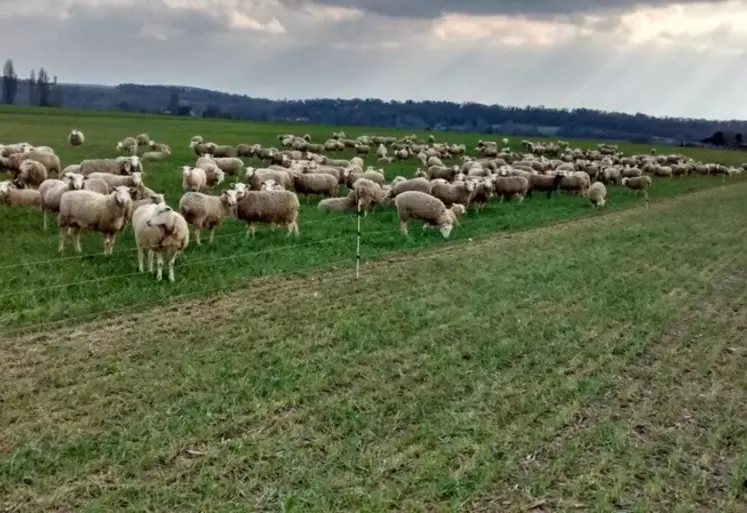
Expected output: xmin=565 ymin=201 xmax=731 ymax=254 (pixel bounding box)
xmin=355 ymin=201 xmax=361 ymax=280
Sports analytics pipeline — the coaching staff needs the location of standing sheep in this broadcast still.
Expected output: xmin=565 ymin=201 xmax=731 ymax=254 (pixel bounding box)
xmin=182 ymin=166 xmax=208 ymax=192
xmin=39 ymin=174 xmax=85 ymax=230
xmin=0 ymin=181 xmax=42 ymax=208
xmin=235 ymin=190 xmax=300 ymax=237
xmin=394 ymin=191 xmax=464 ymax=239
xmin=13 ymin=160 xmax=48 ymax=189
xmin=58 ymin=185 xmax=132 ymax=254
xmin=293 ymin=173 xmax=339 ymax=197
xmin=178 ymin=189 xmax=240 ymax=245
xmin=132 ymin=202 xmax=190 ymax=282
xmin=429 ymin=180 xmax=476 ymax=208
xmin=68 ymin=130 xmax=85 ymax=147
xmin=117 ymin=137 xmax=138 ymax=154
xmin=587 ymin=181 xmax=607 ymax=208
xmin=622 ymin=176 xmax=652 ymax=201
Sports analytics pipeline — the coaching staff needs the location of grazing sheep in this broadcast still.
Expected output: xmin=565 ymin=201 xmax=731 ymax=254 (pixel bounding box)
xmin=86 ymin=171 xmax=143 ymax=190
xmin=38 ymin=174 xmax=85 ymax=230
xmin=429 ymin=180 xmax=476 ymax=208
xmin=79 ymin=156 xmax=139 ymax=176
xmin=68 ymin=129 xmax=85 ymax=147
xmin=493 ymin=175 xmax=529 ymax=202
xmin=559 ymin=174 xmax=589 ymax=197
xmin=346 ymin=169 xmax=386 ymax=188
xmin=352 ymin=177 xmax=387 ymax=214
xmin=213 ymin=157 xmax=244 ymax=177
xmin=8 ymin=150 xmax=61 ymax=177
xmin=293 ymin=173 xmax=339 ymax=197
xmin=527 ymin=173 xmax=564 ymax=199
xmin=260 ymin=179 xmax=285 ymax=191
xmin=622 ymin=175 xmax=652 ymax=200
xmin=13 ymin=159 xmax=48 ymax=189
xmin=212 ymin=145 xmax=237 ymax=158
xmin=235 ymin=190 xmax=300 ymax=237
xmin=587 ymin=181 xmax=607 ymax=208
xmin=141 ymin=151 xmax=170 ymax=162
xmin=148 ymin=141 xmax=171 ymax=154
xmin=178 ymin=189 xmax=240 ymax=245
xmin=135 ymin=133 xmax=150 ymax=147
xmin=132 ymin=202 xmax=189 ymax=282
xmin=395 ymin=191 xmax=464 ymax=239
xmin=318 ymin=192 xmax=358 ymax=213
xmin=181 ymin=166 xmax=208 ymax=192
xmin=386 ymin=177 xmax=431 ymax=199
xmin=58 ymin=186 xmax=133 ymax=254
xmin=117 ymin=137 xmax=138 ymax=154
xmin=192 ymin=142 xmax=216 ymax=156
xmin=0 ymin=180 xmax=41 ymax=208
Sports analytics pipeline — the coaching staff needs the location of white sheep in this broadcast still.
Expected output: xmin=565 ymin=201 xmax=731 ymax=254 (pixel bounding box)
xmin=58 ymin=185 xmax=132 ymax=254
xmin=132 ymin=202 xmax=189 ymax=282
xmin=0 ymin=180 xmax=42 ymax=208
xmin=116 ymin=137 xmax=138 ymax=154
xmin=394 ymin=191 xmax=464 ymax=239
xmin=587 ymin=181 xmax=606 ymax=208
xmin=39 ymin=175 xmax=84 ymax=230
xmin=178 ymin=189 xmax=240 ymax=245
xmin=181 ymin=166 xmax=208 ymax=192
xmin=86 ymin=171 xmax=143 ymax=190
xmin=14 ymin=159 xmax=48 ymax=188
xmin=68 ymin=129 xmax=85 ymax=147
xmin=235 ymin=189 xmax=300 ymax=237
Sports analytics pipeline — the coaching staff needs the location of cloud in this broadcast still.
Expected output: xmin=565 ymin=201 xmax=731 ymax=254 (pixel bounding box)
xmin=0 ymin=0 xmax=745 ymax=119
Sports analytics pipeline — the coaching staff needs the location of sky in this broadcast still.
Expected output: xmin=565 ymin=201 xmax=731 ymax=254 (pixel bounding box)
xmin=1 ymin=0 xmax=746 ymax=120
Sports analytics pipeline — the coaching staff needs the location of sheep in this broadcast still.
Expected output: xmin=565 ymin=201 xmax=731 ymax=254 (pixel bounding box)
xmin=346 ymin=169 xmax=386 ymax=188
xmin=79 ymin=156 xmax=138 ymax=176
xmin=13 ymin=159 xmax=48 ymax=189
xmin=117 ymin=137 xmax=138 ymax=154
xmin=86 ymin=171 xmax=143 ymax=190
xmin=190 ymin=135 xmax=204 ymax=146
xmin=127 ymin=189 xmax=166 ymax=221
xmin=9 ymin=150 xmax=61 ymax=177
xmin=135 ymin=133 xmax=150 ymax=147
xmin=376 ymin=144 xmax=388 ymax=159
xmin=260 ymin=179 xmax=285 ymax=191
xmin=386 ymin=177 xmax=430 ymax=199
xmin=0 ymin=180 xmax=41 ymax=208
xmin=622 ymin=175 xmax=652 ymax=201
xmin=244 ymin=167 xmax=294 ymax=191
xmin=33 ymin=146 xmax=56 ymax=154
xmin=394 ymin=191 xmax=464 ymax=239
xmin=178 ymin=189 xmax=240 ymax=245
xmin=82 ymin=176 xmax=110 ymax=195
xmin=293 ymin=173 xmax=339 ymax=197
xmin=148 ymin=141 xmax=171 ymax=154
xmin=182 ymin=166 xmax=208 ymax=192
xmin=558 ymin=174 xmax=589 ymax=197
xmin=318 ymin=192 xmax=358 ymax=213
xmin=141 ymin=151 xmax=170 ymax=162
xmin=493 ymin=176 xmax=529 ymax=203
xmin=429 ymin=180 xmax=476 ymax=208
xmin=352 ymin=177 xmax=387 ymax=214
xmin=526 ymin=173 xmax=564 ymax=199
xmin=132 ymin=202 xmax=189 ymax=282
xmin=58 ymin=185 xmax=132 ymax=254
xmin=213 ymin=157 xmax=244 ymax=177
xmin=192 ymin=142 xmax=216 ymax=156
xmin=587 ymin=181 xmax=607 ymax=208
xmin=68 ymin=129 xmax=85 ymax=147
xmin=212 ymin=145 xmax=237 ymax=158
xmin=38 ymin=174 xmax=85 ymax=230
xmin=236 ymin=189 xmax=300 ymax=237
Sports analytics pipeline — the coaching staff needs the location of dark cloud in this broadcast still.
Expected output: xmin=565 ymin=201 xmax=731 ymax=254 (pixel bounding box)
xmin=295 ymin=0 xmax=730 ymax=19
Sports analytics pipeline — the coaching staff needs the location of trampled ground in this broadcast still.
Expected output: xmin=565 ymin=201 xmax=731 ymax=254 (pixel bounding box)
xmin=2 ymin=179 xmax=746 ymax=512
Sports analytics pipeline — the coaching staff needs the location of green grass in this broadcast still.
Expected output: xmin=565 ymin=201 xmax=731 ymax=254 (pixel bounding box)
xmin=2 ymin=181 xmax=747 ymax=512
xmin=0 ymin=105 xmax=745 ymax=333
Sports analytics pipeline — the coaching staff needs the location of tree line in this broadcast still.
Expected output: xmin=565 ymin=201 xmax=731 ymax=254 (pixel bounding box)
xmin=2 ymin=58 xmax=62 ymax=107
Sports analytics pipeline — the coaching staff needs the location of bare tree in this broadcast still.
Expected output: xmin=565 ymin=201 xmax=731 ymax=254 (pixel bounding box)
xmin=28 ymin=69 xmax=36 ymax=106
xmin=37 ymin=67 xmax=50 ymax=107
xmin=2 ymin=59 xmax=18 ymax=105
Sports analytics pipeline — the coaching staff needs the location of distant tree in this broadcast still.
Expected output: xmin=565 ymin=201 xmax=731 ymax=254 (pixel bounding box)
xmin=36 ymin=67 xmax=50 ymax=106
xmin=167 ymin=89 xmax=180 ymax=115
xmin=2 ymin=59 xmax=18 ymax=105
xmin=28 ymin=69 xmax=36 ymax=106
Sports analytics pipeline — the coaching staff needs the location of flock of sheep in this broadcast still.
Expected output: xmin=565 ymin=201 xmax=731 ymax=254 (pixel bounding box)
xmin=0 ymin=129 xmax=742 ymax=283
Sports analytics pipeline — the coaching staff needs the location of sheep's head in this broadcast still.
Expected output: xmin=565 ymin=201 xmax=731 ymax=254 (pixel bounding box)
xmin=244 ymin=167 xmax=255 ymax=179
xmin=464 ymin=180 xmax=476 ymax=193
xmin=146 ymin=204 xmax=176 ymax=233
xmin=68 ymin=173 xmax=85 ymax=190
xmin=214 ymin=169 xmax=226 ymax=184
xmin=220 ymin=189 xmax=240 ymax=208
xmin=439 ymin=221 xmax=454 ymax=239
xmin=232 ymin=182 xmax=248 ymax=194
xmin=116 ymin=142 xmax=124 ymax=151
xmin=131 ymin=172 xmax=143 ymax=187
xmin=112 ymin=185 xmax=132 ymax=206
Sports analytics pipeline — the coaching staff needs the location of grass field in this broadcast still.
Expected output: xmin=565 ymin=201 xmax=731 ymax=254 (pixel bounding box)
xmin=2 ymin=178 xmax=747 ymax=512
xmin=0 ymin=105 xmax=745 ymax=334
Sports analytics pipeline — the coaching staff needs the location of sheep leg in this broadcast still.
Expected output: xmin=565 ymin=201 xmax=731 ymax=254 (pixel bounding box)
xmin=137 ymin=245 xmax=144 ymax=273
xmin=167 ymin=253 xmax=177 ymax=282
xmin=108 ymin=234 xmax=117 ymax=255
xmin=73 ymin=231 xmax=82 ymax=253
xmin=209 ymin=228 xmax=215 ymax=244
xmin=102 ymin=235 xmax=110 ymax=255
xmin=43 ymin=210 xmax=47 ymax=231
xmin=58 ymin=228 xmax=66 ymax=252
xmin=194 ymin=227 xmax=202 ymax=246
xmin=156 ymin=254 xmax=164 ymax=281
xmin=399 ymin=219 xmax=409 ymax=236
xmin=148 ymin=250 xmax=155 ymax=273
